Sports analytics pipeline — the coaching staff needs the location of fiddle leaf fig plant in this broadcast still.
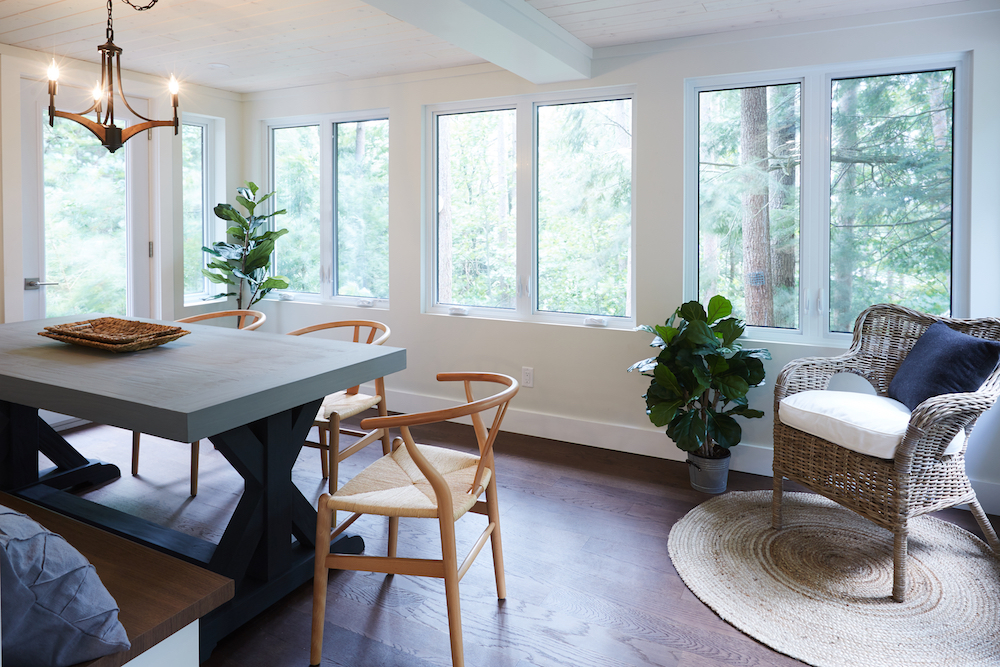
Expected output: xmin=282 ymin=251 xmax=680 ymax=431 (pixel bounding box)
xmin=628 ymin=295 xmax=771 ymax=459
xmin=202 ymin=181 xmax=290 ymax=309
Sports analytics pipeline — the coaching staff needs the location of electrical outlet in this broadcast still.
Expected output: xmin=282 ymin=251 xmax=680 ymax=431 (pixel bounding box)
xmin=521 ymin=366 xmax=534 ymax=388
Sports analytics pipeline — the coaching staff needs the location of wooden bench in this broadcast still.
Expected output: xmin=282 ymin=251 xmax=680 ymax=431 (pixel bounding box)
xmin=0 ymin=493 xmax=234 ymax=667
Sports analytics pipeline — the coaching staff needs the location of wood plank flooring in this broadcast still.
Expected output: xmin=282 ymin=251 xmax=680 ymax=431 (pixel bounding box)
xmin=59 ymin=421 xmax=996 ymax=667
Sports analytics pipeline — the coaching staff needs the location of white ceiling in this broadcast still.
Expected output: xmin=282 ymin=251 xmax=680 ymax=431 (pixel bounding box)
xmin=0 ymin=0 xmax=967 ymax=93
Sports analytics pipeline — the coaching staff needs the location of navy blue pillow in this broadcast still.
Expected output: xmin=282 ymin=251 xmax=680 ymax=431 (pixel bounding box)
xmin=888 ymin=321 xmax=1000 ymax=411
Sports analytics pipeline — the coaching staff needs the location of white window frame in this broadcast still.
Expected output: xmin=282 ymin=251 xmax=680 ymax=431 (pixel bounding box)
xmin=181 ymin=114 xmax=223 ymax=304
xmin=683 ymin=53 xmax=970 ymax=346
xmin=265 ymin=109 xmax=390 ymax=308
xmin=425 ymin=87 xmax=636 ymax=329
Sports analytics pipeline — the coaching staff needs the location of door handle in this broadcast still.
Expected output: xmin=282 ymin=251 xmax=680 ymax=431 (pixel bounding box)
xmin=25 ymin=278 xmax=60 ymax=290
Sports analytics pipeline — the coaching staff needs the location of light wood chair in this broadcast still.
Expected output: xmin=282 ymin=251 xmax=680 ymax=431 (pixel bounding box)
xmin=286 ymin=320 xmax=392 ymax=496
xmin=773 ymin=304 xmax=1000 ymax=601
xmin=310 ymin=372 xmax=518 ymax=667
xmin=131 ymin=309 xmax=266 ymax=496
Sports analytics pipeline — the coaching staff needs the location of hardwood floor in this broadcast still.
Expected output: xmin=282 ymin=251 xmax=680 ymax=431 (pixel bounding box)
xmin=60 ymin=421 xmax=995 ymax=667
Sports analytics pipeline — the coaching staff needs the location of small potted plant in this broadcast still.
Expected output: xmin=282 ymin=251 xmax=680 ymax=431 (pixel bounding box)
xmin=202 ymin=181 xmax=290 ymax=309
xmin=628 ymin=295 xmax=770 ymax=493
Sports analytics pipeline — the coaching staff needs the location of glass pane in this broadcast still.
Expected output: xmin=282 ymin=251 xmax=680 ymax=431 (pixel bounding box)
xmin=537 ymin=99 xmax=632 ymax=317
xmin=43 ymin=114 xmax=127 ymax=317
xmin=182 ymin=124 xmax=206 ymax=296
xmin=436 ymin=109 xmax=516 ymax=309
xmin=273 ymin=125 xmax=321 ymax=293
xmin=698 ymin=84 xmax=801 ymax=329
xmin=829 ymin=70 xmax=953 ymax=332
xmin=336 ymin=119 xmax=389 ymax=299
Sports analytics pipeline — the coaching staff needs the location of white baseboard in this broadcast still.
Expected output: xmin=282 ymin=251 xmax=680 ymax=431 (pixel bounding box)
xmin=380 ymin=385 xmax=1000 ymax=516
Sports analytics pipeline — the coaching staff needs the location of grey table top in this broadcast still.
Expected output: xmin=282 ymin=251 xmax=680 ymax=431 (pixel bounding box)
xmin=0 ymin=315 xmax=406 ymax=443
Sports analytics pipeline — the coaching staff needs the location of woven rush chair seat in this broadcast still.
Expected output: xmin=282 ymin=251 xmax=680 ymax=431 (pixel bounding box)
xmin=310 ymin=372 xmax=518 ymax=667
xmin=772 ymin=303 xmax=1000 ymax=602
xmin=131 ymin=308 xmax=265 ymax=496
xmin=287 ymin=320 xmax=392 ymax=496
xmin=316 ymin=391 xmax=381 ymax=421
xmin=330 ymin=443 xmax=491 ymax=519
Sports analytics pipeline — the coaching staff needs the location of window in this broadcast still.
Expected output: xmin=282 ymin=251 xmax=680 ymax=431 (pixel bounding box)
xmin=268 ymin=114 xmax=389 ymax=302
xmin=335 ymin=119 xmax=389 ymax=299
xmin=688 ymin=56 xmax=966 ymax=340
xmin=272 ymin=124 xmax=321 ymax=294
xmin=430 ymin=91 xmax=634 ymax=325
xmin=182 ymin=121 xmax=209 ymax=298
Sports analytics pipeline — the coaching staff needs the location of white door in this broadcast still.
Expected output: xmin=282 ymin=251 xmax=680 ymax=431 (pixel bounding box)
xmin=21 ymin=76 xmax=151 ymax=321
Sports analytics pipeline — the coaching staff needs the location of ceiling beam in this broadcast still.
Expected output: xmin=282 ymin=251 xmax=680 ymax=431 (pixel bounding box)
xmin=364 ymin=0 xmax=592 ymax=84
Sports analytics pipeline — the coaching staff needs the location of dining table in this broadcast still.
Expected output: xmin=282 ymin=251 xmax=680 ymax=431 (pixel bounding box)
xmin=0 ymin=314 xmax=406 ymax=658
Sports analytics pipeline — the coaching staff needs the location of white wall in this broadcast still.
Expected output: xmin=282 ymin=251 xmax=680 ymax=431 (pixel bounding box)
xmin=2 ymin=2 xmax=1000 ymax=507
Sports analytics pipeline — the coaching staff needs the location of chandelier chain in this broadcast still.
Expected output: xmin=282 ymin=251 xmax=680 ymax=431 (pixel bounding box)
xmin=121 ymin=0 xmax=159 ymax=10
xmin=106 ymin=0 xmax=114 ymax=41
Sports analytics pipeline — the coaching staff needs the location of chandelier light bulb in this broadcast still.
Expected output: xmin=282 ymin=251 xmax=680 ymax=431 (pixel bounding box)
xmin=92 ymin=81 xmax=103 ymax=102
xmin=168 ymin=75 xmax=179 ymax=95
xmin=47 ymin=59 xmax=59 ymax=82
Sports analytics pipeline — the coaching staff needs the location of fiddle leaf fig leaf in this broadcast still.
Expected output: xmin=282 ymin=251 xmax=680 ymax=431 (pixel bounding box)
xmin=648 ymin=399 xmax=684 ymax=428
xmin=706 ymin=295 xmax=733 ymax=324
xmin=706 ymin=411 xmax=741 ymax=449
xmin=667 ymin=410 xmax=706 ymax=452
xmin=678 ymin=300 xmax=708 ymax=323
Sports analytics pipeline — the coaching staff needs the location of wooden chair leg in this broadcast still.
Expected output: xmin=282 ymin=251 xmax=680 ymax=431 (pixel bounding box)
xmin=439 ymin=515 xmax=464 ymax=667
xmin=131 ymin=431 xmax=141 ymax=476
xmin=190 ymin=440 xmax=200 ymax=497
xmin=893 ymin=525 xmax=908 ymax=602
xmin=968 ymin=497 xmax=1000 ymax=555
xmin=318 ymin=426 xmax=329 ymax=480
xmin=485 ymin=473 xmax=506 ymax=600
xmin=772 ymin=473 xmax=783 ymax=530
xmin=329 ymin=414 xmax=341 ymax=495
xmin=388 ymin=516 xmax=399 ymax=559
xmin=310 ymin=494 xmax=333 ymax=667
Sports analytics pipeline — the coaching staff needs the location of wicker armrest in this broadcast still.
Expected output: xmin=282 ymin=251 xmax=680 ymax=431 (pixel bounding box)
xmin=774 ymin=352 xmax=861 ymax=401
xmin=896 ymin=389 xmax=997 ymax=461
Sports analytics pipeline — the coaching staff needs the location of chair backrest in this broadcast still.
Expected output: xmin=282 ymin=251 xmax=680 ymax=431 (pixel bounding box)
xmin=286 ymin=320 xmax=390 ymax=394
xmin=851 ymin=304 xmax=1000 ymax=397
xmin=361 ymin=372 xmax=518 ymax=496
xmin=176 ymin=309 xmax=266 ymax=331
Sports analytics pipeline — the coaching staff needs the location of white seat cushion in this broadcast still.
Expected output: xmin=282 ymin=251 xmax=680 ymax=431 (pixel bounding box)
xmin=778 ymin=390 xmax=964 ymax=460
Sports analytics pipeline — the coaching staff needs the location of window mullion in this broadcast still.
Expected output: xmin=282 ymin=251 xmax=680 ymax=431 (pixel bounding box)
xmin=320 ymin=119 xmax=334 ymax=300
xmin=800 ymin=71 xmax=828 ymax=340
xmin=516 ymin=100 xmax=534 ymax=316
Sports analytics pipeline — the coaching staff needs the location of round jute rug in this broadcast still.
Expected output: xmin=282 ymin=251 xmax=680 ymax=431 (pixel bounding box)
xmin=667 ymin=491 xmax=1000 ymax=667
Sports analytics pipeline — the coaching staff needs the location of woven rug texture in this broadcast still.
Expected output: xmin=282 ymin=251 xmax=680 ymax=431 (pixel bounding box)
xmin=667 ymin=490 xmax=1000 ymax=667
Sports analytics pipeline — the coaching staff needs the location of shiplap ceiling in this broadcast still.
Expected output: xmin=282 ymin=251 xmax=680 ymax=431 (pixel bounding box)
xmin=0 ymin=0 xmax=967 ymax=93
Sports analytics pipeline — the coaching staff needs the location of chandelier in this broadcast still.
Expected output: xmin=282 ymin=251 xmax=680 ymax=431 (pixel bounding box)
xmin=47 ymin=0 xmax=178 ymax=153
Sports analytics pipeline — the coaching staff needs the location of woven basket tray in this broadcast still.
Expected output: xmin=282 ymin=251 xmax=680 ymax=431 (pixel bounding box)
xmin=39 ymin=317 xmax=189 ymax=352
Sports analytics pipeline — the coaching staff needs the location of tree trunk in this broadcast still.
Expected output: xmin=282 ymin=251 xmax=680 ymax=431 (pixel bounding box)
xmin=769 ymin=86 xmax=798 ymax=293
xmin=739 ymin=87 xmax=774 ymax=327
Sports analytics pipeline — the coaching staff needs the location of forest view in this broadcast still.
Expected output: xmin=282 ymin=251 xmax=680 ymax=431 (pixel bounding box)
xmin=698 ymin=69 xmax=953 ymax=333
xmin=436 ymin=99 xmax=632 ymax=317
xmin=43 ymin=114 xmax=128 ymax=317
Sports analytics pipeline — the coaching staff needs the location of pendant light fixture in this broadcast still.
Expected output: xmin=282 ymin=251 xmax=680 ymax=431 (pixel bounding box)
xmin=47 ymin=0 xmax=178 ymax=154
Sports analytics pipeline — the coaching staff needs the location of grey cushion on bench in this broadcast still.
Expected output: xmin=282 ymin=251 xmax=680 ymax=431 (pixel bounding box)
xmin=0 ymin=504 xmax=130 ymax=667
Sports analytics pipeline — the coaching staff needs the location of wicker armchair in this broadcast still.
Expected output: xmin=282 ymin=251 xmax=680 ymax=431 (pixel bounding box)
xmin=772 ymin=303 xmax=1000 ymax=602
